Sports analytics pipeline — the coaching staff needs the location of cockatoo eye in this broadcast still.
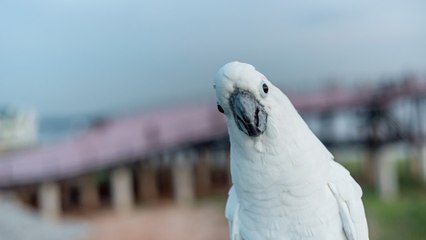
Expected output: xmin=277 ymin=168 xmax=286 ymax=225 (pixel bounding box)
xmin=217 ymin=104 xmax=224 ymax=113
xmin=262 ymin=83 xmax=269 ymax=94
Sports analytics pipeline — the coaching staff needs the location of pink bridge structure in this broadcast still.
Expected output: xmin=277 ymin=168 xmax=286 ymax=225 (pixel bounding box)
xmin=0 ymin=77 xmax=426 ymax=219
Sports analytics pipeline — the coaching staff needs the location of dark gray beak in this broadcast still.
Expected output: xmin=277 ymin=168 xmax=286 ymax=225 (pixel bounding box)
xmin=229 ymin=89 xmax=267 ymax=137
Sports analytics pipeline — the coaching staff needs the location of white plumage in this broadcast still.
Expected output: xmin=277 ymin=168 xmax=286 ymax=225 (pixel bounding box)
xmin=214 ymin=62 xmax=369 ymax=240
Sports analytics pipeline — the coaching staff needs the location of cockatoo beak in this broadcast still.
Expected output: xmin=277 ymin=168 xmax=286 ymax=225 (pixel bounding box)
xmin=229 ymin=89 xmax=267 ymax=137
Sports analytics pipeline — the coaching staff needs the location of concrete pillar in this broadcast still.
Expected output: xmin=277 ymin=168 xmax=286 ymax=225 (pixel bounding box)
xmin=38 ymin=181 xmax=61 ymax=220
xmin=195 ymin=148 xmax=211 ymax=196
xmin=138 ymin=161 xmax=158 ymax=203
xmin=79 ymin=174 xmax=99 ymax=210
xmin=377 ymin=145 xmax=399 ymax=200
xmin=111 ymin=167 xmax=134 ymax=213
xmin=172 ymin=151 xmax=195 ymax=205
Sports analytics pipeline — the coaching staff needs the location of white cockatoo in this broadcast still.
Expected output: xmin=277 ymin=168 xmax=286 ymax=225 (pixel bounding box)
xmin=214 ymin=62 xmax=369 ymax=240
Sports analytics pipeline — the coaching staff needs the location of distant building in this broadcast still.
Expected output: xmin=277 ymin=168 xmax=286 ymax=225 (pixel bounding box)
xmin=0 ymin=108 xmax=38 ymax=152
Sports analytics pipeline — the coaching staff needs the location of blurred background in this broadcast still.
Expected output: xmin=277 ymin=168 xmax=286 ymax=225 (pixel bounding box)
xmin=1 ymin=1 xmax=426 ymax=239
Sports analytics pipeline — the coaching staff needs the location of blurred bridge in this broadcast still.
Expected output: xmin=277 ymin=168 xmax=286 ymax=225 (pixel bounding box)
xmin=1 ymin=76 xmax=426 ymax=219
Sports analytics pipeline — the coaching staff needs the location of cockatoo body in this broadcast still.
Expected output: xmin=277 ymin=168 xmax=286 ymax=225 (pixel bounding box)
xmin=214 ymin=62 xmax=369 ymax=240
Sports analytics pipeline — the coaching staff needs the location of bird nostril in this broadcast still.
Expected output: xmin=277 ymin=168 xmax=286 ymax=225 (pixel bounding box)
xmin=254 ymin=108 xmax=260 ymax=127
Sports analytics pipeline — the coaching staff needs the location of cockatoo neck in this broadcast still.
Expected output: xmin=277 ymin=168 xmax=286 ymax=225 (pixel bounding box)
xmin=229 ymin=92 xmax=332 ymax=192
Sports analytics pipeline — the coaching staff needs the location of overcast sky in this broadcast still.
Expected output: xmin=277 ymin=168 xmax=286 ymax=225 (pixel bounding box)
xmin=1 ymin=0 xmax=425 ymax=116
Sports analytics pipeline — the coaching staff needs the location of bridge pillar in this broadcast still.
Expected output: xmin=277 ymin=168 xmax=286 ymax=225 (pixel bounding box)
xmin=195 ymin=148 xmax=211 ymax=196
xmin=138 ymin=160 xmax=159 ymax=203
xmin=38 ymin=181 xmax=61 ymax=220
xmin=377 ymin=145 xmax=399 ymax=200
xmin=112 ymin=166 xmax=134 ymax=213
xmin=79 ymin=174 xmax=99 ymax=210
xmin=172 ymin=150 xmax=195 ymax=205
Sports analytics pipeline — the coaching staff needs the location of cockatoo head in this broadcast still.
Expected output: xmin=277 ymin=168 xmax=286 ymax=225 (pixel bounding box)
xmin=214 ymin=62 xmax=298 ymax=149
xmin=214 ymin=62 xmax=270 ymax=137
